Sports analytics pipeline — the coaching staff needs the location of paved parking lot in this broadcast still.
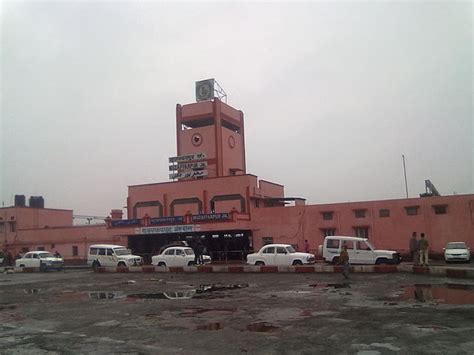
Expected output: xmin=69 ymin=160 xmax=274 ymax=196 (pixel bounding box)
xmin=1 ymin=270 xmax=474 ymax=354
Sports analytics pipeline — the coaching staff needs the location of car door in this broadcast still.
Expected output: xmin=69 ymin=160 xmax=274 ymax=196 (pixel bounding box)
xmin=275 ymin=246 xmax=289 ymax=265
xmin=31 ymin=253 xmax=40 ymax=268
xmin=175 ymin=248 xmax=186 ymax=266
xmin=353 ymin=240 xmax=374 ymax=264
xmin=163 ymin=248 xmax=175 ymax=266
xmin=261 ymin=246 xmax=276 ymax=265
xmin=22 ymin=253 xmax=32 ymax=267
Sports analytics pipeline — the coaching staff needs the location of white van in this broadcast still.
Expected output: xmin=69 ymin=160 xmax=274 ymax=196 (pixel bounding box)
xmin=319 ymin=236 xmax=401 ymax=265
xmin=87 ymin=244 xmax=143 ymax=269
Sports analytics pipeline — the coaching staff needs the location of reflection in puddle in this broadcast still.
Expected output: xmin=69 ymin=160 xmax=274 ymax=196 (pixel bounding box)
xmin=24 ymin=289 xmax=40 ymax=294
xmin=89 ymin=291 xmax=122 ymax=300
xmin=128 ymin=284 xmax=249 ymax=301
xmin=246 ymin=322 xmax=280 ymax=332
xmin=309 ymin=283 xmax=350 ymax=289
xmin=400 ymin=284 xmax=474 ymax=305
xmin=197 ymin=322 xmax=222 ymax=330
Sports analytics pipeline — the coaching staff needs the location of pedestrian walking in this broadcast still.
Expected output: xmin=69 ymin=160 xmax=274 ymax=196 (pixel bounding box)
xmin=419 ymin=233 xmax=429 ymax=266
xmin=339 ymin=244 xmax=350 ymax=279
xmin=304 ymin=240 xmax=310 ymax=253
xmin=409 ymin=232 xmax=419 ymax=265
xmin=194 ymin=239 xmax=202 ymax=265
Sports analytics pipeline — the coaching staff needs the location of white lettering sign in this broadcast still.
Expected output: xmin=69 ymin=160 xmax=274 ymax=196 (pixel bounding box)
xmin=138 ymin=225 xmax=197 ymax=234
xmin=169 ymin=153 xmax=207 ymax=163
xmin=169 ymin=161 xmax=208 ymax=171
xmin=169 ymin=170 xmax=208 ymax=180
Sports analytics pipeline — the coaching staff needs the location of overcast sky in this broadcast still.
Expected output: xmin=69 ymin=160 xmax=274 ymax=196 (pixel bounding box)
xmin=1 ymin=1 xmax=472 ymax=219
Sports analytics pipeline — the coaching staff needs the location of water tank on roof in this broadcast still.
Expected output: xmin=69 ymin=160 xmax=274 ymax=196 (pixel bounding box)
xmin=15 ymin=195 xmax=26 ymax=207
xmin=29 ymin=196 xmax=44 ymax=208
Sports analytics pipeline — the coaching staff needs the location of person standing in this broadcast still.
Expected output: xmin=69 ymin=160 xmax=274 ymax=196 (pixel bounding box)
xmin=418 ymin=233 xmax=429 ymax=266
xmin=339 ymin=244 xmax=350 ymax=279
xmin=304 ymin=240 xmax=310 ymax=253
xmin=409 ymin=232 xmax=419 ymax=265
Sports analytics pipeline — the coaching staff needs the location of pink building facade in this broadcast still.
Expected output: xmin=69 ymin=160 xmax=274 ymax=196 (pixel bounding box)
xmin=1 ymin=92 xmax=473 ymax=263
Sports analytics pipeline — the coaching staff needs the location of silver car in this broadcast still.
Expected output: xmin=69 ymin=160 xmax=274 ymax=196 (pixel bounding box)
xmin=444 ymin=242 xmax=470 ymax=263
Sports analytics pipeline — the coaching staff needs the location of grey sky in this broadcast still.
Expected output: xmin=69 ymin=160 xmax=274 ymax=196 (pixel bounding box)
xmin=1 ymin=1 xmax=472 ymax=218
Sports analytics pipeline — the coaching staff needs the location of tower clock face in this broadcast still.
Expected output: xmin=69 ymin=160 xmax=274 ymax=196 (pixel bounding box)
xmin=198 ymin=83 xmax=211 ymax=98
xmin=192 ymin=133 xmax=203 ymax=146
xmin=228 ymin=135 xmax=235 ymax=148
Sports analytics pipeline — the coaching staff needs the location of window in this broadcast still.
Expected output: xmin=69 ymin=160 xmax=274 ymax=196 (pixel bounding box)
xmin=354 ymin=209 xmax=366 ymax=218
xmin=276 ymin=247 xmax=287 ymax=254
xmin=326 ymin=239 xmax=340 ymax=249
xmin=165 ymin=249 xmax=175 ymax=255
xmin=322 ymin=212 xmax=333 ymax=220
xmin=433 ymin=205 xmax=447 ymax=215
xmin=106 ymin=249 xmax=114 ymax=256
xmin=379 ymin=209 xmax=390 ymax=218
xmin=262 ymin=237 xmax=273 ymax=245
xmin=356 ymin=241 xmax=371 ymax=251
xmin=25 ymin=254 xmax=32 ymax=259
xmin=405 ymin=206 xmax=419 ymax=216
xmin=33 ymin=253 xmax=39 ymax=259
xmin=255 ymin=200 xmax=260 ymax=208
xmin=263 ymin=246 xmax=275 ymax=254
xmin=354 ymin=227 xmax=369 ymax=238
xmin=322 ymin=228 xmax=336 ymax=237
xmin=176 ymin=249 xmax=184 ymax=255
xmin=0 ymin=223 xmax=3 ymax=233
xmin=98 ymin=248 xmax=106 ymax=256
xmin=72 ymin=246 xmax=78 ymax=256
xmin=10 ymin=222 xmax=16 ymax=232
xmin=89 ymin=248 xmax=99 ymax=255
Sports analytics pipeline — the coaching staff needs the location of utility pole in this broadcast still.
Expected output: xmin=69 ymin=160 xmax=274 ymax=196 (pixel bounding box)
xmin=402 ymin=155 xmax=408 ymax=198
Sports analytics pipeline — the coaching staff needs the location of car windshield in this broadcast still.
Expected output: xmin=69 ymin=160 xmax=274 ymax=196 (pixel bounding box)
xmin=446 ymin=243 xmax=467 ymax=249
xmin=365 ymin=241 xmax=376 ymax=250
xmin=285 ymin=246 xmax=296 ymax=253
xmin=39 ymin=253 xmax=54 ymax=258
xmin=114 ymin=248 xmax=131 ymax=256
xmin=184 ymin=248 xmax=194 ymax=255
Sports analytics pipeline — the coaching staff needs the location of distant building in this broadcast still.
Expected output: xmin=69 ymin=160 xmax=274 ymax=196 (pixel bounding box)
xmin=2 ymin=83 xmax=473 ymax=262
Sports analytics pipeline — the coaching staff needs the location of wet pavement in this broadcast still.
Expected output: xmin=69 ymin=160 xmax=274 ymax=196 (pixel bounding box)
xmin=0 ymin=271 xmax=474 ymax=354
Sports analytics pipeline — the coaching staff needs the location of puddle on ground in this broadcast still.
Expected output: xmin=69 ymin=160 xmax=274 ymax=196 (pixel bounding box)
xmin=197 ymin=322 xmax=223 ymax=330
xmin=128 ymin=284 xmax=249 ymax=301
xmin=24 ymin=289 xmax=40 ymax=294
xmin=399 ymin=284 xmax=474 ymax=305
xmin=246 ymin=322 xmax=280 ymax=333
xmin=309 ymin=283 xmax=350 ymax=289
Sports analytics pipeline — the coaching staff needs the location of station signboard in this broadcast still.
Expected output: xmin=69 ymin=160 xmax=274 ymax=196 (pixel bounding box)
xmin=137 ymin=225 xmax=200 ymax=235
xmin=169 ymin=153 xmax=207 ymax=163
xmin=169 ymin=170 xmax=208 ymax=180
xmin=169 ymin=161 xmax=207 ymax=171
xmin=192 ymin=213 xmax=231 ymax=222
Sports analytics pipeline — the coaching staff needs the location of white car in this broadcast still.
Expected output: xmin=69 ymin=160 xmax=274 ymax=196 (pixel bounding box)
xmin=151 ymin=247 xmax=211 ymax=267
xmin=444 ymin=242 xmax=470 ymax=263
xmin=319 ymin=236 xmax=401 ymax=265
xmin=87 ymin=244 xmax=143 ymax=269
xmin=246 ymin=244 xmax=315 ymax=266
xmin=15 ymin=251 xmax=64 ymax=271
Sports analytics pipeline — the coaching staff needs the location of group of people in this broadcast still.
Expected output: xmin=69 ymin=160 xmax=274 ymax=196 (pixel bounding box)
xmin=409 ymin=232 xmax=430 ymax=266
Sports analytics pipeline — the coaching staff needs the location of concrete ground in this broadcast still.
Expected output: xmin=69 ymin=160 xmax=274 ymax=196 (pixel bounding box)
xmin=1 ymin=270 xmax=474 ymax=354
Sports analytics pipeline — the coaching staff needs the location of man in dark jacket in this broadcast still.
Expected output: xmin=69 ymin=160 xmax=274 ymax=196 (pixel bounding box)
xmin=409 ymin=232 xmax=419 ymax=265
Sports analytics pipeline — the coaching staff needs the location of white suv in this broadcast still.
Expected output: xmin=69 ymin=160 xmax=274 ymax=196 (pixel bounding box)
xmin=87 ymin=244 xmax=143 ymax=270
xmin=319 ymin=236 xmax=401 ymax=265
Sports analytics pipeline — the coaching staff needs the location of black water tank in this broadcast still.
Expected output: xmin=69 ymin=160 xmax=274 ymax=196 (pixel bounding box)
xmin=15 ymin=195 xmax=26 ymax=207
xmin=29 ymin=196 xmax=44 ymax=208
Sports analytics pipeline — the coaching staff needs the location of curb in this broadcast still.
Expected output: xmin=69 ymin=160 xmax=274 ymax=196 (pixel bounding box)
xmin=4 ymin=265 xmax=474 ymax=279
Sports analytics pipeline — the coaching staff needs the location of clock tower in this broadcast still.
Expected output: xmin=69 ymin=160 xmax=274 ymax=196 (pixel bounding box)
xmin=175 ymin=80 xmax=246 ymax=179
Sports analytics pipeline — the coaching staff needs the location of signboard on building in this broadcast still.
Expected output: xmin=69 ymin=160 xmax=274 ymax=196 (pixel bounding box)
xmin=169 ymin=153 xmax=207 ymax=163
xmin=192 ymin=213 xmax=231 ymax=222
xmin=111 ymin=219 xmax=141 ymax=227
xmin=137 ymin=225 xmax=200 ymax=235
xmin=169 ymin=170 xmax=208 ymax=180
xmin=169 ymin=161 xmax=207 ymax=171
xmin=150 ymin=216 xmax=185 ymax=225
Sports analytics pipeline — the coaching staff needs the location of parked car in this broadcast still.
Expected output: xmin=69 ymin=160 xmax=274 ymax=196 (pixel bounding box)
xmin=444 ymin=242 xmax=470 ymax=263
xmin=15 ymin=251 xmax=64 ymax=271
xmin=246 ymin=244 xmax=315 ymax=266
xmin=87 ymin=244 xmax=143 ymax=270
xmin=319 ymin=236 xmax=401 ymax=265
xmin=151 ymin=246 xmax=211 ymax=267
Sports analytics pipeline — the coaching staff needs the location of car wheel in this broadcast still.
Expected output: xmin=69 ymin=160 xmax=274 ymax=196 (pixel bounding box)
xmin=292 ymin=260 xmax=303 ymax=266
xmin=188 ymin=261 xmax=195 ymax=266
xmin=255 ymin=261 xmax=265 ymax=266
xmin=118 ymin=262 xmax=126 ymax=268
xmin=332 ymin=257 xmax=340 ymax=265
xmin=158 ymin=262 xmax=166 ymax=267
xmin=19 ymin=264 xmax=25 ymax=268
xmin=92 ymin=261 xmax=101 ymax=272
xmin=375 ymin=258 xmax=387 ymax=265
